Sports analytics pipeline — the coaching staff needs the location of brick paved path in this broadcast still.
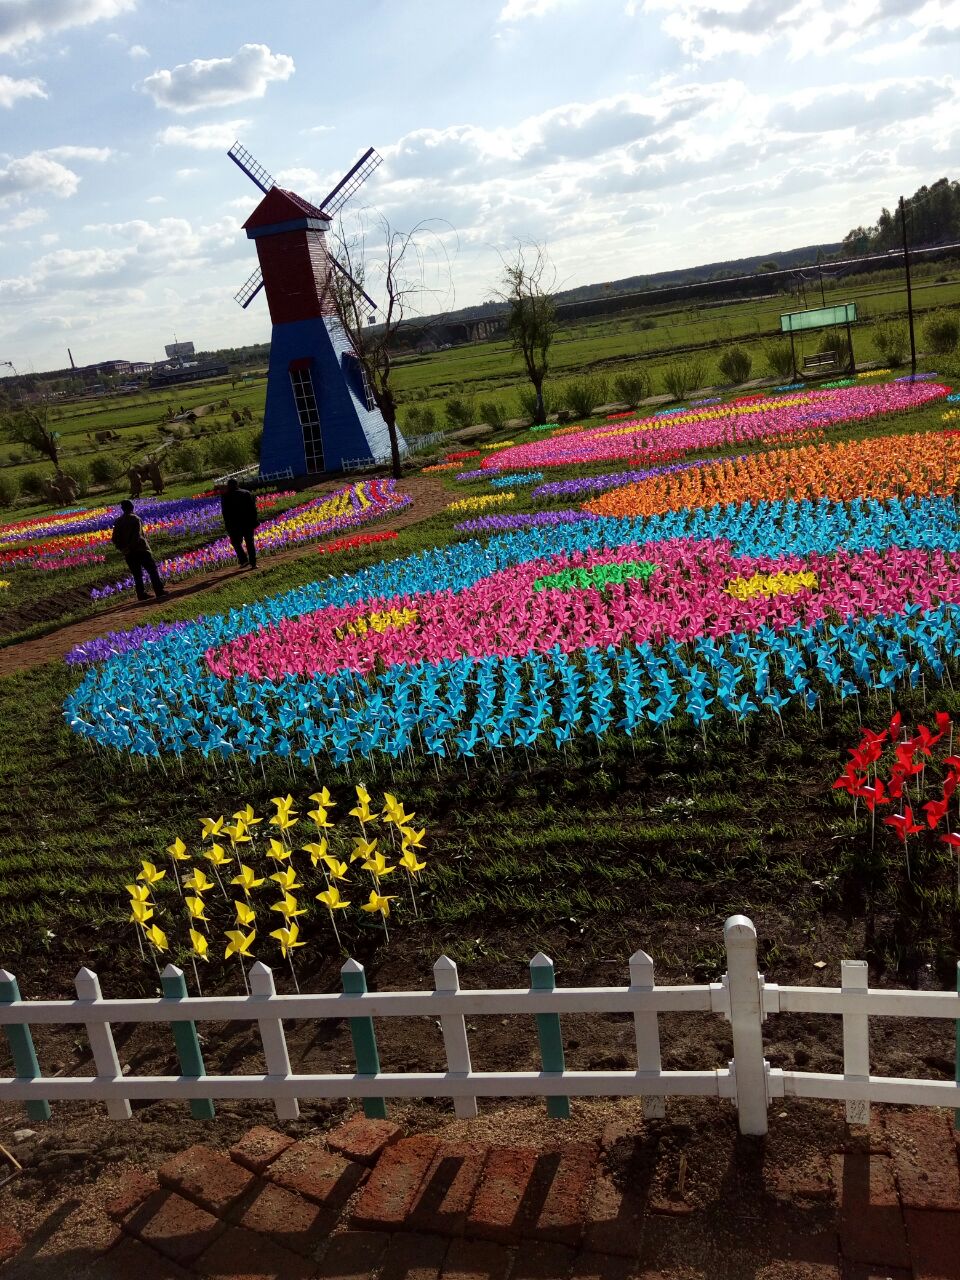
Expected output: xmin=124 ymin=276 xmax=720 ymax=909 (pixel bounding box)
xmin=4 ymin=1106 xmax=960 ymax=1278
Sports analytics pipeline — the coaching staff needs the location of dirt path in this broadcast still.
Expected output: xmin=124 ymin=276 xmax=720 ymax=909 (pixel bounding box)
xmin=0 ymin=474 xmax=451 ymax=676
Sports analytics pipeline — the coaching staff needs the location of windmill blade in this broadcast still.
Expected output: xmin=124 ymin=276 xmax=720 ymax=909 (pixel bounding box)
xmin=227 ymin=141 xmax=275 ymax=194
xmin=326 ymin=252 xmax=378 ymax=313
xmin=319 ymin=147 xmax=382 ymax=217
xmin=234 ymin=266 xmax=265 ymax=309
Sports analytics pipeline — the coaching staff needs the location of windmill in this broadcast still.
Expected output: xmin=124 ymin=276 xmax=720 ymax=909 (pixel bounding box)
xmin=227 ymin=141 xmax=402 ymax=476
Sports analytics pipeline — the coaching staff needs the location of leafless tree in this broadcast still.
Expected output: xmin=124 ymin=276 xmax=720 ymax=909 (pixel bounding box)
xmin=494 ymin=242 xmax=557 ymax=425
xmin=1 ymin=402 xmax=61 ymax=468
xmin=325 ymin=214 xmax=455 ymax=479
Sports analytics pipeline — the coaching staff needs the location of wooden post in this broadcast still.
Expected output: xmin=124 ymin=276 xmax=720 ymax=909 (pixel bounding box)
xmin=74 ymin=967 xmax=131 ymax=1121
xmin=434 ymin=956 xmax=477 ymax=1119
xmin=0 ymin=969 xmax=50 ymax=1122
xmin=841 ymin=959 xmax=870 ymax=1128
xmin=341 ymin=958 xmax=386 ymax=1119
xmin=723 ymin=916 xmax=768 ymax=1136
xmin=956 ymin=961 xmax=960 ymax=1133
xmin=249 ymin=961 xmax=299 ymax=1121
xmin=530 ymin=952 xmax=569 ymax=1119
xmin=161 ymin=964 xmax=215 ymax=1120
xmin=630 ymin=949 xmax=665 ymax=1120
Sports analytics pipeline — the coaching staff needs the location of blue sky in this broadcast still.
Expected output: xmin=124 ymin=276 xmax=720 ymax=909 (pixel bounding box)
xmin=0 ymin=0 xmax=958 ymax=373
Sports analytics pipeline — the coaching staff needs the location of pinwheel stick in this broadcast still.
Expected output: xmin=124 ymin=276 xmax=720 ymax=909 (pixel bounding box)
xmin=190 ymin=955 xmax=203 ymax=997
xmin=287 ymin=953 xmax=300 ymax=995
xmin=326 ymin=907 xmax=342 ymax=950
xmin=236 ymin=955 xmax=249 ymax=995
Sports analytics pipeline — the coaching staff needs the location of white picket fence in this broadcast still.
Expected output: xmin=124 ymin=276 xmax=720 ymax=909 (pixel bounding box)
xmin=2 ymin=915 xmax=959 ymax=1135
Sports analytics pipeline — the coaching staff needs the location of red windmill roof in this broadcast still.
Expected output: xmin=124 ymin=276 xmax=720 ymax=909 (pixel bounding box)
xmin=243 ymin=186 xmax=330 ymax=231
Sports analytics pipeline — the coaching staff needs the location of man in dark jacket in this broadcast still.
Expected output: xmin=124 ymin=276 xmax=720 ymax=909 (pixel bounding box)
xmin=111 ymin=499 xmax=166 ymax=601
xmin=221 ymin=477 xmax=259 ymax=568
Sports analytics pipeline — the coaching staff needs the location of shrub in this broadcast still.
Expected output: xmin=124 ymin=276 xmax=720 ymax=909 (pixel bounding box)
xmin=516 ymin=386 xmax=552 ymax=420
xmin=636 ymin=317 xmax=656 ymax=331
xmin=717 ymin=346 xmax=752 ymax=385
xmin=0 ymin=474 xmax=17 ymax=507
xmin=18 ymin=468 xmax=47 ymax=498
xmin=168 ymin=442 xmax=206 ymax=478
xmin=872 ymin=319 xmax=909 ymax=367
xmin=762 ymin=341 xmax=795 ymax=378
xmin=561 ymin=375 xmax=609 ymax=418
xmin=207 ymin=434 xmax=251 ymax=471
xmin=70 ymin=462 xmax=90 ymax=496
xmin=90 ymin=455 xmax=120 ymax=486
xmin=661 ymin=357 xmax=707 ymax=401
xmin=477 ymin=399 xmax=508 ymax=430
xmin=922 ymin=311 xmax=960 ymax=355
xmin=444 ymin=395 xmax=476 ymax=429
xmin=612 ymin=368 xmax=651 ymax=407
xmin=405 ymin=405 xmax=438 ymax=435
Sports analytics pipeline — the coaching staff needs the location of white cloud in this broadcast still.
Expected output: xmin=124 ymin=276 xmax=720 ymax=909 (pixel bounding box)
xmin=157 ymin=119 xmax=249 ymax=150
xmin=144 ymin=194 xmax=166 ymax=204
xmin=43 ymin=145 xmax=113 ymax=162
xmin=498 ymin=0 xmax=571 ymax=18
xmin=768 ymin=78 xmax=955 ymax=134
xmin=142 ymin=43 xmax=294 ymax=113
xmin=127 ymin=43 xmax=148 ymax=58
xmin=0 ymin=74 xmax=46 ymax=107
xmin=0 ymin=207 xmax=48 ymax=231
xmin=175 ymin=168 xmax=200 ymax=180
xmin=0 ymin=153 xmax=81 ymax=205
xmin=0 ymin=0 xmax=136 ymax=54
xmin=301 ymin=124 xmax=335 ymax=136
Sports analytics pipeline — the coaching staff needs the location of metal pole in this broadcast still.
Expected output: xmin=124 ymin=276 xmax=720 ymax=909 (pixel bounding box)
xmin=900 ymin=195 xmax=917 ymax=378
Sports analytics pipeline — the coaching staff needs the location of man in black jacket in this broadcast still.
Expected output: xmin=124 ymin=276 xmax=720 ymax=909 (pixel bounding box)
xmin=111 ymin=500 xmax=166 ymax=601
xmin=221 ymin=477 xmax=259 ymax=569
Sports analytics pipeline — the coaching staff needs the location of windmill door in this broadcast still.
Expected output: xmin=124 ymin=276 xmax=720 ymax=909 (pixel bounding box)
xmin=289 ymin=362 xmax=325 ymax=473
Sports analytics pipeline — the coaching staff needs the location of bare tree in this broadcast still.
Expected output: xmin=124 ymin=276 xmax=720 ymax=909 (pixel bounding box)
xmin=326 ymin=215 xmax=454 ymax=479
xmin=495 ymin=242 xmax=557 ymax=425
xmin=1 ymin=403 xmax=61 ymax=468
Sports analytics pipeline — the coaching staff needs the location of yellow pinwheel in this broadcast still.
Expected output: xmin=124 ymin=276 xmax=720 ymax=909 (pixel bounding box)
xmin=308 ymin=806 xmax=334 ymax=830
xmin=190 ymin=929 xmax=209 ymax=960
xmin=309 ymin=787 xmax=336 ymax=809
xmin=324 ymin=856 xmax=349 ymax=882
xmin=362 ymin=850 xmax=396 ymax=880
xmin=128 ymin=900 xmax=154 ymax=926
xmin=382 ymin=792 xmax=415 ymax=827
xmin=233 ymin=804 xmax=261 ymax=827
xmin=269 ymin=866 xmax=302 ymax=891
xmin=166 ymin=837 xmax=190 ymax=861
xmin=270 ymin=892 xmax=307 ymax=921
xmin=204 ymin=842 xmax=233 ymax=868
xmin=350 ymin=797 xmax=374 ymax=825
xmin=184 ymin=868 xmax=215 ymax=894
xmin=200 ymin=816 xmax=224 ymax=840
xmin=400 ymin=848 xmax=427 ymax=875
xmin=234 ymin=899 xmax=256 ymax=928
xmin=184 ymin=895 xmax=209 ymax=922
xmin=317 ymin=884 xmax=350 ymax=910
xmin=144 ymin=923 xmax=169 ymax=952
xmin=362 ymin=890 xmax=396 ymax=918
xmin=271 ymin=793 xmax=296 ymax=812
xmin=224 ymin=928 xmax=256 ymax=959
xmin=302 ymin=839 xmax=329 ymax=868
xmin=137 ymin=860 xmax=166 ymax=887
xmin=126 ymin=882 xmax=152 ymax=905
xmin=399 ymin=826 xmax=426 ymax=852
xmin=223 ymin=820 xmax=251 ymax=849
xmin=270 ymin=809 xmax=299 ymax=836
xmin=269 ymin=921 xmax=305 ymax=959
xmin=266 ymin=837 xmax=292 ymax=864
xmin=351 ymin=836 xmax=378 ymax=863
xmin=232 ymin=864 xmax=265 ymax=894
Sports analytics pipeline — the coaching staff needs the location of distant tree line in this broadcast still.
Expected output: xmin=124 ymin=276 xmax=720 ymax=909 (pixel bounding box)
xmin=843 ymin=177 xmax=960 ymax=255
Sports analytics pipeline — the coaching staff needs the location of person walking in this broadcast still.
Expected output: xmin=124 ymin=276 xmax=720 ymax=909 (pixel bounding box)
xmin=221 ymin=477 xmax=259 ymax=569
xmin=111 ymin=499 xmax=166 ymax=601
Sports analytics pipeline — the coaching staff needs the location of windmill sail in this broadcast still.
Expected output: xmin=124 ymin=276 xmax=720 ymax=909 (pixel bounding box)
xmin=228 ymin=142 xmax=275 ymax=194
xmin=326 ymin=253 xmax=378 ymax=313
xmin=234 ymin=266 xmax=265 ymax=309
xmin=319 ymin=147 xmax=382 ymax=217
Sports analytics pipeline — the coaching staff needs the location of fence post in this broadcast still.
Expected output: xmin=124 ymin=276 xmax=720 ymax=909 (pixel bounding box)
xmin=530 ymin=953 xmax=569 ymax=1119
xmin=629 ymin=950 xmax=665 ymax=1121
xmin=955 ymin=961 xmax=959 ymax=1133
xmin=161 ymin=964 xmax=215 ymax=1120
xmin=75 ymin=967 xmax=132 ymax=1121
xmin=249 ymin=961 xmax=299 ymax=1121
xmin=0 ymin=969 xmax=50 ymax=1123
xmin=722 ymin=915 xmax=768 ymax=1136
xmin=841 ymin=959 xmax=870 ymax=1128
xmin=434 ymin=956 xmax=477 ymax=1119
xmin=341 ymin=958 xmax=386 ymax=1120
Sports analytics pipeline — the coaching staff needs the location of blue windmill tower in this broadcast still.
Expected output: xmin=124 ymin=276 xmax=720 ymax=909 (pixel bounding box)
xmin=228 ymin=141 xmax=403 ymax=477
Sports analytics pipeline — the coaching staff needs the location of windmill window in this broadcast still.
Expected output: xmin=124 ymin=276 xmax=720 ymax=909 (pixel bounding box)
xmin=289 ymin=366 xmax=324 ymax=473
xmin=342 ymin=352 xmax=377 ymax=411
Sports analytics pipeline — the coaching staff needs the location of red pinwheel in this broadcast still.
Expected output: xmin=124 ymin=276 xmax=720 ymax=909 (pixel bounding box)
xmin=923 ymin=794 xmax=949 ymax=828
xmin=860 ymin=779 xmax=888 ymax=812
xmin=883 ymin=807 xmax=923 ymax=843
xmin=833 ymin=763 xmax=865 ymax=795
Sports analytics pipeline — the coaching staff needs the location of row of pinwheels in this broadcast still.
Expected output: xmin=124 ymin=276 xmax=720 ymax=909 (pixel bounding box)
xmin=125 ymin=786 xmax=429 ymax=991
xmin=65 ymin=493 xmax=960 ymax=763
xmin=585 ymin=429 xmax=960 ymax=518
xmin=91 ymin=479 xmax=411 ymax=598
xmin=446 ymin=493 xmax=516 ymax=514
xmin=480 ymin=381 xmax=949 ymax=472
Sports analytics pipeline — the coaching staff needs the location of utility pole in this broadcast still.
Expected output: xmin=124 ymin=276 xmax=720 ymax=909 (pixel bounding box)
xmin=900 ymin=194 xmax=917 ymax=378
xmin=815 ymin=250 xmax=826 ymax=306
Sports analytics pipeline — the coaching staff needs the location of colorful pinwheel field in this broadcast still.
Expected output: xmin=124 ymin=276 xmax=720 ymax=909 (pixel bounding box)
xmin=6 ymin=367 xmax=960 ymax=1091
